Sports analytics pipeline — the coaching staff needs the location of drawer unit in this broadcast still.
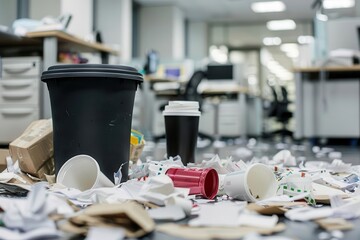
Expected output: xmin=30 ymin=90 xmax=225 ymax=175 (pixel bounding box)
xmin=0 ymin=106 xmax=39 ymax=143
xmin=0 ymin=56 xmax=41 ymax=144
xmin=1 ymin=57 xmax=41 ymax=79
xmin=0 ymin=78 xmax=39 ymax=105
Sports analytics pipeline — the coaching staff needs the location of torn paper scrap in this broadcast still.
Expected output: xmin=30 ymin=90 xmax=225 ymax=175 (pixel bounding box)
xmin=189 ymin=202 xmax=242 ymax=227
xmin=85 ymin=227 xmax=125 ymax=240
xmin=0 ymin=227 xmax=61 ymax=240
xmin=148 ymin=205 xmax=186 ymax=221
xmin=238 ymin=214 xmax=279 ymax=229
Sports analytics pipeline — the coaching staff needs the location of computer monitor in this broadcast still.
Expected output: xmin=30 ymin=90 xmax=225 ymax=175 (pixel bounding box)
xmin=198 ymin=63 xmax=241 ymax=91
xmin=207 ymin=64 xmax=234 ymax=81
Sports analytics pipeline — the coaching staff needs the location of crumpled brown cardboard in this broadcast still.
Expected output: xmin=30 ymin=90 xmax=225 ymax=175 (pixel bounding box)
xmin=60 ymin=201 xmax=155 ymax=238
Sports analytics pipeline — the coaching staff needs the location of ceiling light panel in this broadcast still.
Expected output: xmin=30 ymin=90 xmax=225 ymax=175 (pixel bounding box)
xmin=263 ymin=37 xmax=282 ymax=46
xmin=251 ymin=1 xmax=286 ymax=13
xmin=267 ymin=19 xmax=296 ymax=30
xmin=323 ymin=0 xmax=355 ymax=9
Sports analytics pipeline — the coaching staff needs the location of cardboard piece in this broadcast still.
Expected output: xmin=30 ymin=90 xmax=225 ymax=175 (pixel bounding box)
xmin=130 ymin=143 xmax=145 ymax=161
xmin=0 ymin=149 xmax=10 ymax=172
xmin=9 ymin=119 xmax=54 ymax=177
xmin=156 ymin=223 xmax=286 ymax=240
xmin=8 ymin=173 xmax=38 ymax=185
xmin=62 ymin=201 xmax=155 ymax=238
xmin=247 ymin=203 xmax=287 ymax=215
xmin=315 ymin=218 xmax=353 ymax=231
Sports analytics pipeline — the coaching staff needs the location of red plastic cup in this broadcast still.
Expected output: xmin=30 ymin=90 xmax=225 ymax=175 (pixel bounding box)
xmin=165 ymin=168 xmax=219 ymax=199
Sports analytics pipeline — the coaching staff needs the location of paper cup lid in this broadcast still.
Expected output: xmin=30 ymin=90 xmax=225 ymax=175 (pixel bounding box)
xmin=163 ymin=101 xmax=200 ymax=116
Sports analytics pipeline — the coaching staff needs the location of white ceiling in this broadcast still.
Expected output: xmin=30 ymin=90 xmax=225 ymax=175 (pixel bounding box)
xmin=135 ymin=0 xmax=359 ymax=23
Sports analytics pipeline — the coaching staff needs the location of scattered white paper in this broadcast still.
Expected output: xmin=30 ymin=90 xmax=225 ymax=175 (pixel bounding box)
xmin=234 ymin=147 xmax=253 ymax=159
xmin=137 ymin=175 xmax=190 ymax=207
xmin=188 ymin=155 xmax=229 ymax=174
xmin=148 ymin=205 xmax=186 ymax=221
xmin=189 ymin=202 xmax=242 ymax=227
xmin=2 ymin=182 xmax=71 ymax=233
xmin=165 ymin=196 xmax=192 ymax=216
xmin=85 ymin=227 xmax=125 ymax=240
xmin=305 ymin=161 xmax=329 ymax=170
xmin=0 ymin=227 xmax=61 ymax=240
xmin=238 ymin=214 xmax=278 ymax=229
xmin=312 ymin=182 xmax=347 ymax=196
xmin=333 ymin=199 xmax=360 ymax=219
xmin=257 ymin=193 xmax=310 ymax=205
xmin=330 ymin=195 xmax=347 ymax=208
xmin=147 ymin=157 xmax=184 ymax=177
xmin=0 ymin=172 xmax=27 ymax=184
xmin=50 ymin=180 xmax=145 ymax=206
xmin=139 ymin=175 xmax=174 ymax=196
xmin=327 ymin=159 xmax=352 ymax=173
xmin=273 ymin=150 xmax=296 ymax=167
xmin=285 ymin=207 xmax=334 ymax=221
xmin=5 ymin=156 xmax=21 ymax=174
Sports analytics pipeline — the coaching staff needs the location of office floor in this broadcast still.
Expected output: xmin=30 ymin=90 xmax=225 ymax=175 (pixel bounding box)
xmin=139 ymin=137 xmax=360 ymax=240
xmin=142 ymin=137 xmax=360 ymax=166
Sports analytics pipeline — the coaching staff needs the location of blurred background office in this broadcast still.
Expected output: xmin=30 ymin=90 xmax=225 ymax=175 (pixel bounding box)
xmin=0 ymin=0 xmax=359 ymax=147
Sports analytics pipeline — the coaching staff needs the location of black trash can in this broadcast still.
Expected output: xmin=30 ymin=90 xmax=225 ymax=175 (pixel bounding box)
xmin=41 ymin=64 xmax=143 ymax=182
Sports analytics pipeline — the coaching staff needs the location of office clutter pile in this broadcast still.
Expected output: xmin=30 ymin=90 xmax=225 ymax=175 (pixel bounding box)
xmin=1 ymin=121 xmax=360 ymax=239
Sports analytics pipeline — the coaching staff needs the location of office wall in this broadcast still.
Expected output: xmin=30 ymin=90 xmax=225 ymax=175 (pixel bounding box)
xmin=95 ymin=0 xmax=132 ymax=62
xmin=187 ymin=21 xmax=208 ymax=60
xmin=326 ymin=17 xmax=360 ymax=52
xmin=0 ymin=0 xmax=17 ymax=27
xmin=209 ymin=22 xmax=312 ymax=47
xmin=138 ymin=5 xmax=185 ymax=60
xmin=61 ymin=0 xmax=93 ymax=38
xmin=173 ymin=6 xmax=185 ymax=60
xmin=30 ymin=0 xmax=60 ymax=20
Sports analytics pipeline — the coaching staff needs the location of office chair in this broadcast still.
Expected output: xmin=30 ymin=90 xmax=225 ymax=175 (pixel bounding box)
xmin=155 ymin=70 xmax=214 ymax=141
xmin=158 ymin=70 xmax=206 ymax=110
xmin=265 ymin=85 xmax=293 ymax=139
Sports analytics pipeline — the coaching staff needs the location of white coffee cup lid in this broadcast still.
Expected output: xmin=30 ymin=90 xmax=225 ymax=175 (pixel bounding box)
xmin=163 ymin=101 xmax=201 ymax=116
xmin=168 ymin=101 xmax=199 ymax=108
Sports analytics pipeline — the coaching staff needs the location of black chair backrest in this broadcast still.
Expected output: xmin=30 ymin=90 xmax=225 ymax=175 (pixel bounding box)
xmin=184 ymin=70 xmax=205 ymax=101
xmin=270 ymin=85 xmax=278 ymax=103
xmin=280 ymin=86 xmax=289 ymax=103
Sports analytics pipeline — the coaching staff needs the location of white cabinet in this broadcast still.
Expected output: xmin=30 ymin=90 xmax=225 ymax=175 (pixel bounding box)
xmin=199 ymin=99 xmax=245 ymax=137
xmin=0 ymin=57 xmax=41 ymax=143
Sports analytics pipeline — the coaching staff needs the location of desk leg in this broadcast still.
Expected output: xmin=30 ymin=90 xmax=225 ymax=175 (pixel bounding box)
xmin=295 ymin=72 xmax=303 ymax=139
xmin=101 ymin=52 xmax=109 ymax=64
xmin=238 ymin=92 xmax=247 ymax=137
xmin=141 ymin=80 xmax=154 ymax=140
xmin=41 ymin=37 xmax=58 ymax=119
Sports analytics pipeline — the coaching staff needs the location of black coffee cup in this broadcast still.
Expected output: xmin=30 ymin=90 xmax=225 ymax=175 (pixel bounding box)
xmin=163 ymin=101 xmax=200 ymax=165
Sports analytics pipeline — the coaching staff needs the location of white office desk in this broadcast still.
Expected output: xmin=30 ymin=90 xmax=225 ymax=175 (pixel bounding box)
xmin=294 ymin=66 xmax=360 ymax=139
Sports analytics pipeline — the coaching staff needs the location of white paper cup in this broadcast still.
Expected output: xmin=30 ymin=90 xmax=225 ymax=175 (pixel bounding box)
xmin=56 ymin=154 xmax=114 ymax=191
xmin=224 ymin=163 xmax=278 ymax=202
